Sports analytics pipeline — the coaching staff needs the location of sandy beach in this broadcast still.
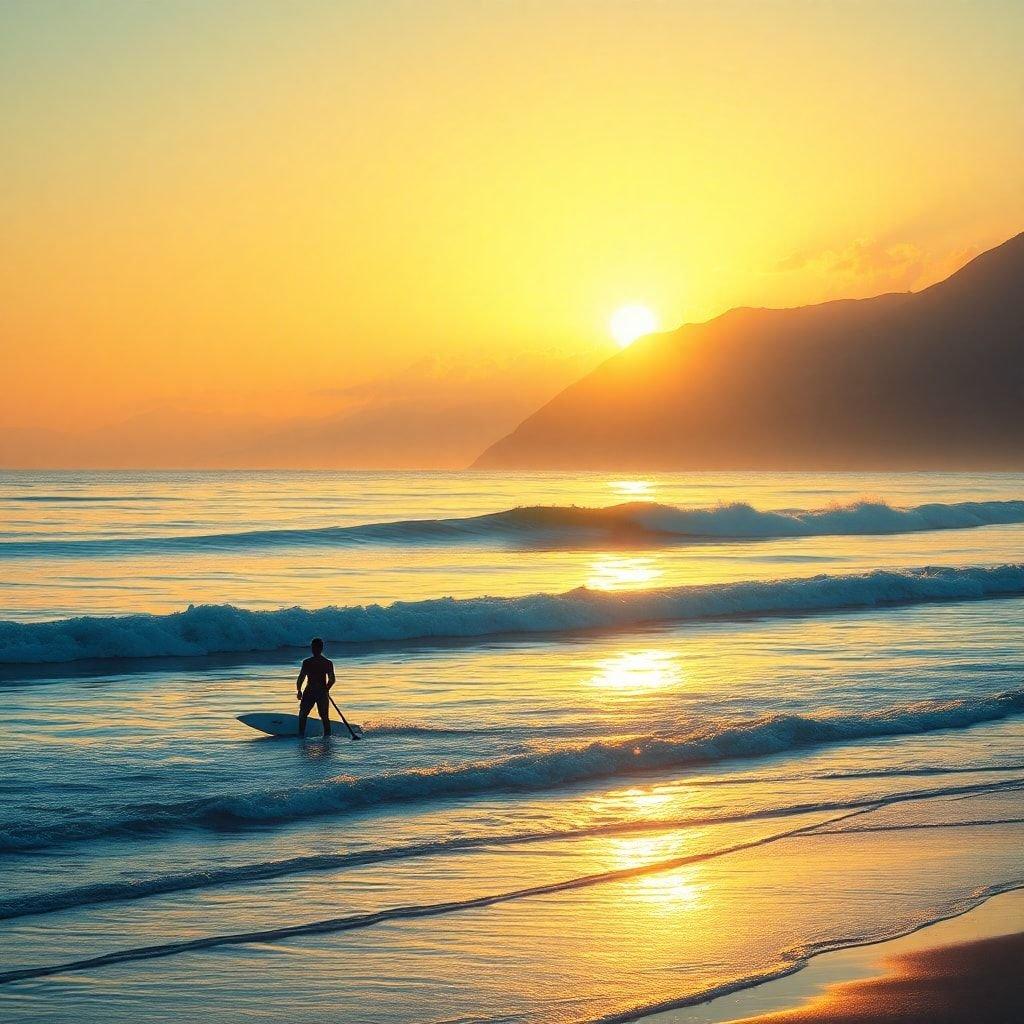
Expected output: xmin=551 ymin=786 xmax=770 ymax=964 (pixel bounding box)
xmin=648 ymin=887 xmax=1024 ymax=1024
xmin=741 ymin=932 xmax=1024 ymax=1023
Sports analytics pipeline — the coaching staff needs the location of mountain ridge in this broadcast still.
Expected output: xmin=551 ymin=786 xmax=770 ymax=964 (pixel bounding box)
xmin=473 ymin=232 xmax=1024 ymax=470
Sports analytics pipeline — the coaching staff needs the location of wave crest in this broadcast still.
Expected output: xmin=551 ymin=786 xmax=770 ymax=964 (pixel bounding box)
xmin=3 ymin=498 xmax=1023 ymax=557
xmin=2 ymin=563 xmax=1024 ymax=665
xmin=1 ymin=689 xmax=1021 ymax=851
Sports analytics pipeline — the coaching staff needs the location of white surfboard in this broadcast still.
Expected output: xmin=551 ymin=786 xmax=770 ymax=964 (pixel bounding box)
xmin=238 ymin=712 xmax=362 ymax=739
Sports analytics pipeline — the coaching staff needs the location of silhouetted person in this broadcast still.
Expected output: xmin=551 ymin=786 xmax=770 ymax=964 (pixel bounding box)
xmin=296 ymin=637 xmax=335 ymax=738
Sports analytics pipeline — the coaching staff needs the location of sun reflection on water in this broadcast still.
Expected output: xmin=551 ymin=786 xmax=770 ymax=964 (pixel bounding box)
xmin=632 ymin=867 xmax=704 ymax=910
xmin=614 ymin=787 xmax=675 ymax=813
xmin=609 ymin=479 xmax=655 ymax=498
xmin=584 ymin=782 xmax=691 ymax=826
xmin=609 ymin=832 xmax=706 ymax=910
xmin=588 ymin=650 xmax=682 ymax=694
xmin=587 ymin=555 xmax=664 ymax=591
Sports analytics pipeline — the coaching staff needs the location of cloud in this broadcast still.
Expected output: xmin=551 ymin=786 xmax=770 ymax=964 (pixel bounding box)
xmin=772 ymin=237 xmax=982 ymax=295
xmin=776 ymin=238 xmax=924 ymax=277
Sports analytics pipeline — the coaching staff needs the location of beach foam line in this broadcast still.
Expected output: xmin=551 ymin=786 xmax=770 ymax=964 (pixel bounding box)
xmin=2 ymin=498 xmax=1022 ymax=557
xmin=3 ymin=562 xmax=1024 ymax=665
xmin=0 ymin=807 xmax=873 ymax=985
xmin=4 ymin=776 xmax=1019 ymax=921
xmin=688 ymin=761 xmax=1024 ymax=789
xmin=809 ymin=816 xmax=1024 ymax=836
xmin=363 ymin=720 xmax=535 ymax=738
xmin=817 ymin=761 xmax=1024 ymax=781
xmin=2 ymin=692 xmax=1022 ymax=853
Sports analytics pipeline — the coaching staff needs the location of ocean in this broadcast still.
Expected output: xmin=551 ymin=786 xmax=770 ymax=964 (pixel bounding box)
xmin=1 ymin=470 xmax=1022 ymax=1023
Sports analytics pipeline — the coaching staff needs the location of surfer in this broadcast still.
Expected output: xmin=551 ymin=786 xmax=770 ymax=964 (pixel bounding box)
xmin=296 ymin=637 xmax=336 ymax=738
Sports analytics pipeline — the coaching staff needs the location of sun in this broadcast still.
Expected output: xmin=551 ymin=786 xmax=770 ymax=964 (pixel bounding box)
xmin=609 ymin=304 xmax=659 ymax=348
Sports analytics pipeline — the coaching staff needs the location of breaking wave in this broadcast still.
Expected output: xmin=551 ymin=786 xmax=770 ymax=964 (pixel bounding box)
xmin=1 ymin=689 xmax=1021 ymax=851
xmin=3 ymin=562 xmax=1024 ymax=665
xmin=2 ymin=498 xmax=1023 ymax=557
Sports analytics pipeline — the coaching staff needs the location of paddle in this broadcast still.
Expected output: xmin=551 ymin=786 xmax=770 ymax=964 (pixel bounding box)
xmin=328 ymin=694 xmax=362 ymax=740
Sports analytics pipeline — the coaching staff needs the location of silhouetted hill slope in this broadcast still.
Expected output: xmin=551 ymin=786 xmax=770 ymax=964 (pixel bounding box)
xmin=473 ymin=233 xmax=1024 ymax=470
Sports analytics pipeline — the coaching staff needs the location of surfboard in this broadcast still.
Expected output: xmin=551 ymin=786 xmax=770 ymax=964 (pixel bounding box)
xmin=238 ymin=713 xmax=362 ymax=739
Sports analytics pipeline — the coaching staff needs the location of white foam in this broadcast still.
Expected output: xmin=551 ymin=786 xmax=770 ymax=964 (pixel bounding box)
xmin=3 ymin=498 xmax=1023 ymax=557
xmin=633 ymin=498 xmax=1024 ymax=538
xmin=2 ymin=562 xmax=1023 ymax=664
xmin=2 ymin=689 xmax=1021 ymax=851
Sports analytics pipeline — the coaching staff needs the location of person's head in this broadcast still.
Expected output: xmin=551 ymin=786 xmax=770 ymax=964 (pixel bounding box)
xmin=311 ymin=637 xmax=324 ymax=655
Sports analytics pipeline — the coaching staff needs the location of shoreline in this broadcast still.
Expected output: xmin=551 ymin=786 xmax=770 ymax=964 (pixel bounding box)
xmin=637 ymin=885 xmax=1024 ymax=1024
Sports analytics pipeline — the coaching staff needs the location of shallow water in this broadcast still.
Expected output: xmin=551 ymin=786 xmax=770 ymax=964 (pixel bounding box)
xmin=1 ymin=470 xmax=1022 ymax=1022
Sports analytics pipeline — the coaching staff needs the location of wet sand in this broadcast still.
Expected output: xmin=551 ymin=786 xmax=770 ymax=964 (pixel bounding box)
xmin=647 ymin=887 xmax=1024 ymax=1024
xmin=729 ymin=930 xmax=1024 ymax=1023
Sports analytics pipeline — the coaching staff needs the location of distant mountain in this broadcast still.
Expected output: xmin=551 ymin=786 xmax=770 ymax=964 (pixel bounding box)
xmin=473 ymin=233 xmax=1024 ymax=470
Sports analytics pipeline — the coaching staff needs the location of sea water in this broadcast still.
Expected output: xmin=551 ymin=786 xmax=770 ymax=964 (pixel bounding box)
xmin=0 ymin=470 xmax=1022 ymax=1023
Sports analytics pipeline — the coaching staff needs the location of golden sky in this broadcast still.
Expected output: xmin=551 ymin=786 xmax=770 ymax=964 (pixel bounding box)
xmin=2 ymin=0 xmax=1022 ymax=468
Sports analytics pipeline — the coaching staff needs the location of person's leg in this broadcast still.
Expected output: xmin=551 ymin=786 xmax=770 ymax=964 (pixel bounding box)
xmin=316 ymin=692 xmax=332 ymax=737
xmin=297 ymin=689 xmax=316 ymax=737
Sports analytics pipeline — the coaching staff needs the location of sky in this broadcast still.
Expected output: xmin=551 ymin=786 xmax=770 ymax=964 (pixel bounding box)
xmin=2 ymin=0 xmax=1022 ymax=469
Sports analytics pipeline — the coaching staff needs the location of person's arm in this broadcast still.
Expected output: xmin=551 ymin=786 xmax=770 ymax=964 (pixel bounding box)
xmin=296 ymin=663 xmax=307 ymax=701
xmin=327 ymin=660 xmax=336 ymax=690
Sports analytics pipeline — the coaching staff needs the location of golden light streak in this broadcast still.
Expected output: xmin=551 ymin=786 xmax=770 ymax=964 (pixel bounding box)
xmin=587 ymin=650 xmax=682 ymax=694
